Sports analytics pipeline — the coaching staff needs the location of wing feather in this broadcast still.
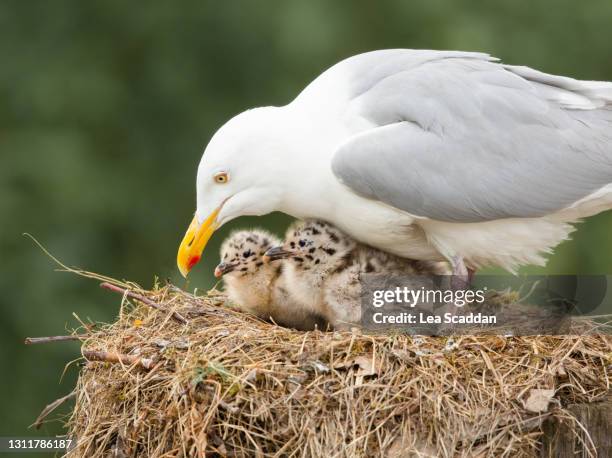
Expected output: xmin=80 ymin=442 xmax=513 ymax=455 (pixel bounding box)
xmin=331 ymin=52 xmax=612 ymax=222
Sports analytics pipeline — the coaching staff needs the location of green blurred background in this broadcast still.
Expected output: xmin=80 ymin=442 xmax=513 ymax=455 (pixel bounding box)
xmin=1 ymin=0 xmax=611 ymax=453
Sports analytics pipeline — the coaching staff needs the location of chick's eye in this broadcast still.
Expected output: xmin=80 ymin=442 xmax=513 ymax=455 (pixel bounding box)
xmin=214 ymin=172 xmax=229 ymax=184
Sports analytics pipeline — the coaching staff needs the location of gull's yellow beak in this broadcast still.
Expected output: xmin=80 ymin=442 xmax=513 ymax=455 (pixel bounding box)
xmin=177 ymin=208 xmax=220 ymax=277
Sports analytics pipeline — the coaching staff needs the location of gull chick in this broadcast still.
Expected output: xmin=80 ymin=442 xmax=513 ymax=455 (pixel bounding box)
xmin=265 ymin=220 xmax=449 ymax=330
xmin=216 ymin=229 xmax=327 ymax=331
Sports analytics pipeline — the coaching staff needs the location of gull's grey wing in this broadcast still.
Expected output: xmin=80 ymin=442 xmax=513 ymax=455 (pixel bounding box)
xmin=331 ymin=53 xmax=612 ymax=222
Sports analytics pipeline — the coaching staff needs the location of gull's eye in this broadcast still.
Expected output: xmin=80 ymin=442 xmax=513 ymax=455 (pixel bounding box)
xmin=214 ymin=172 xmax=229 ymax=184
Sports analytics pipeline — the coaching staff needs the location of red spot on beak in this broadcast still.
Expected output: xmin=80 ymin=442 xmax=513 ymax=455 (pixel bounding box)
xmin=187 ymin=255 xmax=201 ymax=270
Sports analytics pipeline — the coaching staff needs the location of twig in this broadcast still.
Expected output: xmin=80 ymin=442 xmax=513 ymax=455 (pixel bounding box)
xmin=100 ymin=282 xmax=188 ymax=324
xmin=25 ymin=335 xmax=88 ymax=345
xmin=82 ymin=349 xmax=156 ymax=370
xmin=31 ymin=390 xmax=76 ymax=429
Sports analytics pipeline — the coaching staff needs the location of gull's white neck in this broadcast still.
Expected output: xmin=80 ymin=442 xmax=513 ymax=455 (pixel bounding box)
xmin=269 ymin=105 xmax=354 ymax=219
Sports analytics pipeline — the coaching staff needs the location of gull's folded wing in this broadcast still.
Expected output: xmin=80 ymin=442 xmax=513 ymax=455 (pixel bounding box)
xmin=331 ymin=53 xmax=612 ymax=222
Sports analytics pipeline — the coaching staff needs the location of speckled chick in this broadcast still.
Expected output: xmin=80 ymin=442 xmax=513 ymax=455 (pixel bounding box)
xmin=216 ymin=229 xmax=327 ymax=331
xmin=265 ymin=220 xmax=449 ymax=330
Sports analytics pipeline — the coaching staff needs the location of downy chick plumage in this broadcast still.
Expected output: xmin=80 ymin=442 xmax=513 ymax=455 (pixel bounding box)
xmin=217 ymin=229 xmax=326 ymax=331
xmin=265 ymin=220 xmax=449 ymax=330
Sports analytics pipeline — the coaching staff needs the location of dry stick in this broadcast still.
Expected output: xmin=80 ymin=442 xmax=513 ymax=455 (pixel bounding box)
xmin=25 ymin=335 xmax=88 ymax=345
xmin=82 ymin=349 xmax=156 ymax=370
xmin=100 ymin=282 xmax=188 ymax=324
xmin=31 ymin=390 xmax=77 ymax=430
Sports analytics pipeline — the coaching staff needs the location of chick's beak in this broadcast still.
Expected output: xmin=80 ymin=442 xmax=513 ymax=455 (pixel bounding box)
xmin=263 ymin=246 xmax=296 ymax=263
xmin=177 ymin=208 xmax=221 ymax=277
xmin=214 ymin=262 xmax=236 ymax=278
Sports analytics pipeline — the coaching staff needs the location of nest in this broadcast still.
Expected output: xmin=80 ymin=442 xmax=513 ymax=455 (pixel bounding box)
xmin=61 ymin=278 xmax=611 ymax=457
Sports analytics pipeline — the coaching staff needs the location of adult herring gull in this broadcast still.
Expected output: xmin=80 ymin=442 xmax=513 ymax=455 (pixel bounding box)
xmin=177 ymin=49 xmax=612 ymax=277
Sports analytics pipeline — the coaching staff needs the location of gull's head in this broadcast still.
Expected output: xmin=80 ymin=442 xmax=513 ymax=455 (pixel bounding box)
xmin=264 ymin=220 xmax=356 ymax=274
xmin=177 ymin=107 xmax=291 ymax=277
xmin=215 ymin=229 xmax=280 ymax=280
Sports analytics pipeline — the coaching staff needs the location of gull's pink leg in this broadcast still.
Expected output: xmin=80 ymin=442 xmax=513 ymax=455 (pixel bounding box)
xmin=450 ymin=256 xmax=470 ymax=291
xmin=467 ymin=267 xmax=476 ymax=285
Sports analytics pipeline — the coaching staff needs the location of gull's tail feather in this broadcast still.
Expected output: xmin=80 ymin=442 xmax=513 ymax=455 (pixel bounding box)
xmin=555 ymin=184 xmax=612 ymax=221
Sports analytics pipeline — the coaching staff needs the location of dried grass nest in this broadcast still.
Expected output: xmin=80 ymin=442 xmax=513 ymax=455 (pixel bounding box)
xmin=61 ymin=277 xmax=611 ymax=457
